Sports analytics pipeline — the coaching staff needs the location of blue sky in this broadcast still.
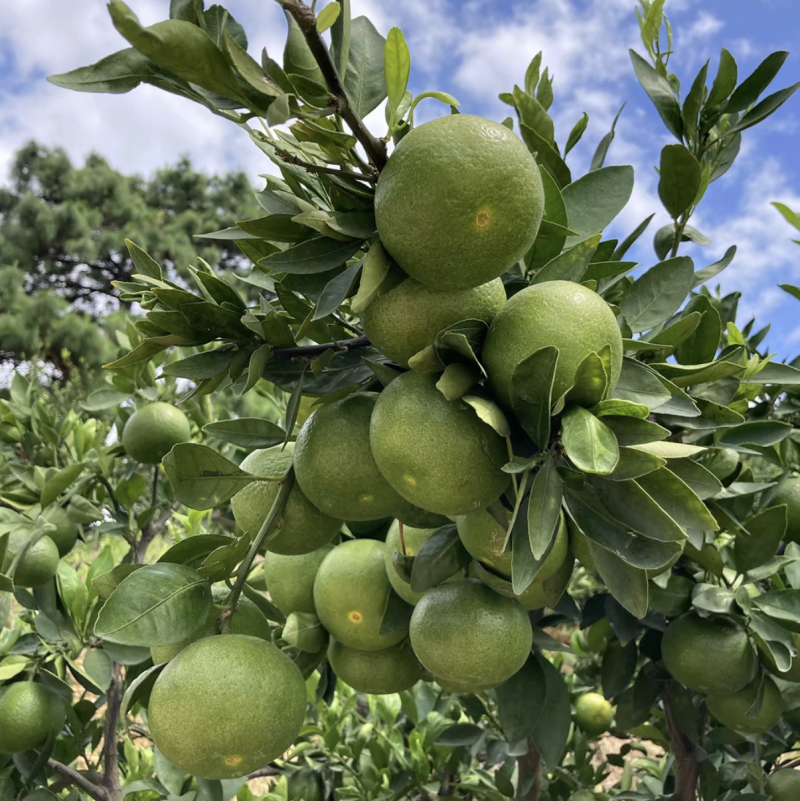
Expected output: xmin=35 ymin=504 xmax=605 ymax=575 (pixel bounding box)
xmin=1 ymin=0 xmax=799 ymax=355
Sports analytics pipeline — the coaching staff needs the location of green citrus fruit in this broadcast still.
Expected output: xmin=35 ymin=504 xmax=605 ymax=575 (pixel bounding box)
xmin=370 ymin=371 xmax=510 ymax=516
xmin=231 ymin=444 xmax=341 ymax=554
xmin=295 ymin=393 xmax=404 ymax=521
xmin=661 ymin=614 xmax=756 ymax=694
xmin=263 ymin=545 xmax=334 ymax=616
xmin=693 ymin=448 xmax=739 ymax=480
xmin=42 ymin=506 xmax=78 ymax=557
xmin=483 ymin=280 xmax=623 ymax=407
xmin=409 ymin=578 xmax=532 ymax=691
xmin=282 ymin=612 xmax=327 ymax=652
xmin=122 ymin=402 xmax=191 ymax=464
xmin=328 ymin=638 xmax=424 ymax=694
xmin=762 ymin=633 xmax=800 ymax=683
xmin=363 ymin=276 xmax=506 ymax=367
xmin=771 ymin=476 xmax=800 ymax=543
xmin=707 ymin=678 xmax=782 ymax=734
xmin=456 ymin=508 xmax=568 ymax=580
xmin=395 ymin=499 xmax=449 ymax=529
xmin=470 ymin=552 xmax=573 ymax=611
xmin=4 ymin=533 xmax=60 ymax=587
xmin=574 ymin=692 xmax=614 ymax=736
xmin=313 ymin=539 xmax=407 ymax=651
xmin=0 ymin=682 xmax=54 ymax=753
xmin=375 ymin=114 xmax=543 ymax=290
xmin=384 ymin=521 xmax=455 ymax=606
xmin=586 ymin=618 xmax=612 ymax=653
xmin=151 ymin=586 xmax=271 ymax=664
xmin=767 ymin=769 xmax=800 ymax=800
xmin=148 ymin=634 xmax=306 ymax=779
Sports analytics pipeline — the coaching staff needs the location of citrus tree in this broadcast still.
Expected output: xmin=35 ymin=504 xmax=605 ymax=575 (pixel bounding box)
xmin=3 ymin=0 xmax=800 ymax=800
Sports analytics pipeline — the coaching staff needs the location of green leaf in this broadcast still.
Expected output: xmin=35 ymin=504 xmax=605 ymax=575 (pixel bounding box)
xmin=528 ymin=653 xmax=571 ymax=766
xmin=608 ymin=447 xmax=666 ymax=481
xmin=351 ymin=241 xmax=390 ymax=313
xmin=591 ymin=399 xmax=650 ymax=419
xmin=735 ymin=505 xmax=787 ymax=573
xmin=565 ymin=346 xmax=611 ymax=407
xmin=602 ymin=638 xmax=637 ymax=699
xmin=108 ymin=2 xmax=244 ymax=101
xmin=682 ymin=61 xmax=708 ymax=139
xmin=83 ymin=649 xmax=113 ymax=693
xmin=594 ymin=545 xmax=649 ymax=619
xmin=162 ymin=348 xmax=236 ymax=380
xmin=612 ymin=214 xmax=654 ymax=260
xmin=316 ymin=2 xmax=340 ymax=33
xmin=562 ymin=166 xmax=634 ymax=244
xmin=379 ymin=590 xmax=413 ymax=636
xmin=41 ymin=463 xmax=86 ymax=509
xmin=95 ymin=563 xmax=212 ymax=647
xmin=706 ymin=48 xmax=738 ymax=107
xmin=620 ymin=256 xmax=694 ymax=333
xmin=384 ymin=27 xmax=410 ymax=127
xmin=513 ymin=85 xmax=555 ymax=145
xmin=726 ymin=51 xmax=789 ymax=113
xmin=126 ymin=239 xmax=162 ymax=280
xmin=532 ymin=234 xmax=601 ymax=285
xmin=313 ymin=258 xmax=362 ymax=321
xmin=565 ymin=112 xmax=589 ymax=156
xmin=667 ymin=458 xmax=722 ymax=500
xmin=638 ymin=468 xmax=718 ymax=531
xmin=202 ymin=418 xmax=286 ymax=449
xmin=47 ymin=47 xmax=167 ymax=94
xmin=496 ymin=654 xmax=547 ymax=744
xmin=658 ymin=145 xmax=701 ymax=219
xmin=730 ymin=81 xmax=800 ymax=133
xmin=590 ymin=103 xmax=625 ymax=171
xmin=693 ymin=245 xmax=737 ymax=287
xmin=409 ymin=525 xmax=470 ymax=593
xmin=237 ymin=214 xmax=317 ymax=243
xmin=601 ymin=416 xmax=668 ymax=446
xmin=561 ymin=407 xmax=619 ymax=475
xmin=343 ymin=16 xmax=387 ymax=118
xmin=163 ymin=443 xmax=263 ymax=510
xmin=510 ymin=346 xmax=558 ymax=449
xmin=261 ymin=236 xmax=364 ymax=275
xmin=461 ymin=395 xmax=510 ymax=437
xmin=519 ymin=124 xmax=571 ymax=189
xmin=629 ymin=49 xmax=682 ymax=139
xmin=241 ymin=343 xmax=273 ymax=396
xmin=82 ymin=389 xmax=131 ymax=411
xmin=435 ymin=361 xmax=477 ymax=400
xmin=527 ymin=460 xmax=562 ymax=560
xmin=720 ymin=420 xmax=792 ymax=447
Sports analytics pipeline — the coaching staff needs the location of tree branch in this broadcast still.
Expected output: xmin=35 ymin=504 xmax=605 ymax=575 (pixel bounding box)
xmin=103 ymin=663 xmax=122 ymax=801
xmin=248 ymin=767 xmax=281 ymax=779
xmin=47 ymin=760 xmax=110 ymax=801
xmin=275 ymin=148 xmax=377 ymax=183
xmin=275 ymin=0 xmax=388 ymax=170
xmin=517 ymin=740 xmax=542 ymax=801
xmin=663 ymin=684 xmax=699 ymax=801
xmin=272 ymin=334 xmax=370 ymax=361
xmin=135 ymin=465 xmax=161 ymax=563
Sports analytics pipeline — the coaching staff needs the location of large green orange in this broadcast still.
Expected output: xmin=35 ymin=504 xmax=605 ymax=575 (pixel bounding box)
xmin=771 ymin=476 xmax=800 ymax=543
xmin=574 ymin=692 xmax=614 ymax=736
xmin=295 ymin=393 xmax=404 ymax=521
xmin=148 ymin=635 xmax=306 ymax=779
xmin=483 ymin=281 xmax=623 ymax=407
xmin=328 ymin=639 xmax=424 ymax=694
xmin=363 ymin=277 xmax=506 ymax=367
xmin=370 ymin=371 xmax=509 ymax=516
xmin=707 ymin=678 xmax=782 ymax=734
xmin=375 ymin=114 xmax=543 ymax=290
xmin=0 ymin=682 xmax=54 ymax=753
xmin=456 ymin=508 xmax=568 ymax=580
xmin=42 ymin=506 xmax=78 ymax=557
xmin=409 ymin=578 xmax=532 ymax=691
xmin=231 ymin=444 xmax=341 ymax=554
xmin=150 ymin=586 xmax=271 ymax=664
xmin=4 ymin=533 xmax=60 ymax=587
xmin=384 ymin=521 xmax=456 ymax=606
xmin=263 ymin=545 xmax=334 ymax=616
xmin=661 ymin=614 xmax=756 ymax=694
xmin=767 ymin=769 xmax=800 ymax=800
xmin=313 ymin=539 xmax=407 ymax=651
xmin=122 ymin=402 xmax=191 ymax=464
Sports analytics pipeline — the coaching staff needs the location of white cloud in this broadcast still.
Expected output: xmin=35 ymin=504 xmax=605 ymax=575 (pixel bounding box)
xmin=680 ymin=12 xmax=724 ymax=46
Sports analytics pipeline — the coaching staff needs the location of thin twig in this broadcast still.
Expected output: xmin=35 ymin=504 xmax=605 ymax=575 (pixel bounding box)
xmin=103 ymin=663 xmax=122 ymax=801
xmin=47 ymin=760 xmax=110 ymax=801
xmin=272 ymin=334 xmax=370 ymax=361
xmin=248 ymin=767 xmax=281 ymax=779
xmin=275 ymin=148 xmax=378 ymax=182
xmin=135 ymin=465 xmax=161 ymax=563
xmin=274 ymin=0 xmax=388 ymax=169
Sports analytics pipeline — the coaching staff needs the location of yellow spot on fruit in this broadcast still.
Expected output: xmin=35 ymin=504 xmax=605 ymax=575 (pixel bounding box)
xmin=225 ymin=756 xmax=242 ymax=767
xmin=403 ymin=474 xmax=417 ymax=488
xmin=360 ymin=494 xmax=374 ymax=504
xmin=348 ymin=610 xmax=364 ymax=624
xmin=476 ymin=209 xmax=491 ymax=228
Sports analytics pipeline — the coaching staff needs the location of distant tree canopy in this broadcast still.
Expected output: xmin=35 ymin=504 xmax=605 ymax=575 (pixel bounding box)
xmin=0 ymin=141 xmax=259 ymax=376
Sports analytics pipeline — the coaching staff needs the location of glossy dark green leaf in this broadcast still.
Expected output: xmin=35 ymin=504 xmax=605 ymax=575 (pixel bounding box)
xmin=95 ymin=563 xmax=212 ymax=647
xmin=612 ymin=214 xmax=654 ymax=260
xmin=313 ymin=258 xmax=362 ymax=321
xmin=590 ymin=103 xmax=625 ymax=171
xmin=409 ymin=525 xmax=469 ymax=593
xmin=601 ymin=417 xmax=669 ymax=446
xmin=48 ymin=47 xmax=167 ymax=94
xmin=693 ymin=244 xmax=736 ymax=287
xmin=159 ymin=534 xmax=234 ymax=567
xmin=343 ymin=16 xmax=387 ymax=117
xmin=527 ymin=460 xmax=562 ymax=560
xmin=607 ymin=447 xmax=666 ymax=481
xmin=726 ymin=50 xmax=789 ymax=113
xmin=565 ymin=112 xmax=588 ymax=156
xmin=496 ymin=655 xmax=547 ymax=744
xmin=591 ymin=544 xmax=648 ymax=619
xmin=378 ymin=590 xmax=413 ymax=636
xmin=40 ymin=463 xmax=86 ymax=509
xmin=720 ymin=420 xmax=792 ymax=447
xmin=532 ymin=234 xmax=601 ymax=285
xmin=706 ymin=48 xmax=737 ymax=107
xmin=730 ymin=81 xmax=800 ymax=132
xmin=667 ymin=458 xmax=722 ymax=500
xmin=513 ymin=85 xmax=555 ymax=144
xmin=202 ymin=418 xmax=286 ymax=449
xmin=638 ymin=468 xmax=718 ymax=531
xmin=528 ymin=654 xmax=571 ymax=766
xmin=620 ymin=256 xmax=694 ymax=333
xmin=162 ymin=348 xmax=235 ymax=380
xmin=561 ymin=407 xmax=619 ymax=475
xmin=591 ymin=399 xmax=650 ymax=419
xmin=351 ymin=241 xmax=390 ymax=313
xmin=562 ymin=166 xmax=634 ymax=244
xmin=519 ymin=124 xmax=571 ymax=189
xmin=629 ymin=49 xmax=682 ymax=139
xmin=658 ymin=145 xmax=701 ymax=219
xmin=682 ymin=61 xmax=708 ymax=139
xmin=510 ymin=347 xmax=558 ymax=449
xmin=261 ymin=236 xmax=364 ymax=275
xmin=92 ymin=564 xmax=145 ymax=600
xmin=614 ymin=671 xmax=662 ymax=730
xmin=734 ymin=505 xmax=787 ymax=573
xmin=565 ymin=346 xmax=612 ymax=407
xmin=675 ymin=303 xmax=721 ymax=367
xmin=434 ymin=723 xmax=485 ymax=747
xmin=601 ymin=638 xmax=637 ymax=699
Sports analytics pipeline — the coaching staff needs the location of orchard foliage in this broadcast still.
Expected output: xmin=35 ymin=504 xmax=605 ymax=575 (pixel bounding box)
xmin=1 ymin=1 xmax=800 ymax=801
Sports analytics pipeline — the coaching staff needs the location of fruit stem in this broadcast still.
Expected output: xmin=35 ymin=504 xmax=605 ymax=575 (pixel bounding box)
xmin=222 ymin=473 xmax=295 ymax=627
xmin=398 ymin=520 xmax=407 ymax=556
xmin=274 ymin=0 xmax=388 ymax=170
